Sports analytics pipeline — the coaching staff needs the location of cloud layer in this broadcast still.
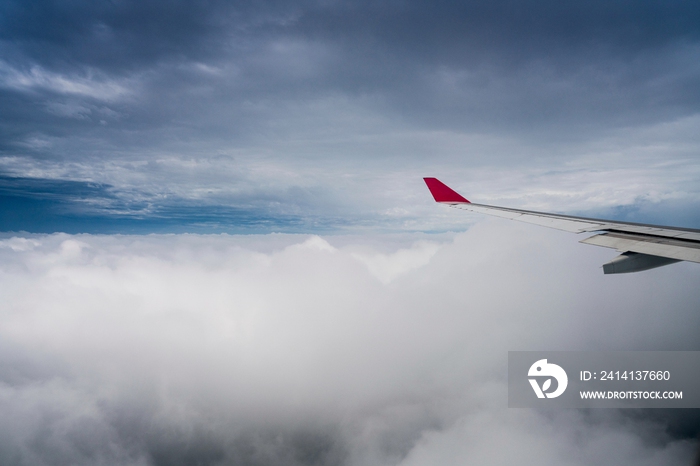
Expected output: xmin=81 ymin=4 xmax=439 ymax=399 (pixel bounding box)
xmin=0 ymin=226 xmax=698 ymax=465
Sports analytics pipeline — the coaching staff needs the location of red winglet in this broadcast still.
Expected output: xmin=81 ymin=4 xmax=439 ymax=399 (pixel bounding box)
xmin=423 ymin=178 xmax=470 ymax=203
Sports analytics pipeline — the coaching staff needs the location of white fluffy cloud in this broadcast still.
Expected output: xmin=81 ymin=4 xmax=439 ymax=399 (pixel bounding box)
xmin=0 ymin=223 xmax=698 ymax=465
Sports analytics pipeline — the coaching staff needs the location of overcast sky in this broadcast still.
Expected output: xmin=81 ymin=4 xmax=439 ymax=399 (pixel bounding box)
xmin=1 ymin=2 xmax=699 ymax=466
xmin=1 ymin=0 xmax=699 ymax=232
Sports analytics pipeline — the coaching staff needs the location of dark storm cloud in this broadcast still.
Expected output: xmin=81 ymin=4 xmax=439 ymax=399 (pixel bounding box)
xmin=0 ymin=0 xmax=238 ymax=71
xmin=0 ymin=0 xmax=699 ymax=231
xmin=299 ymin=0 xmax=700 ymax=58
xmin=3 ymin=0 xmax=699 ymax=137
xmin=5 ymin=0 xmax=700 ymax=69
xmin=293 ymin=0 xmax=700 ymax=132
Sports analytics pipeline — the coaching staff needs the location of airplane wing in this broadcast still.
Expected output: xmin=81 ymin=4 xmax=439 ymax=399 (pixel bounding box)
xmin=424 ymin=177 xmax=700 ymax=274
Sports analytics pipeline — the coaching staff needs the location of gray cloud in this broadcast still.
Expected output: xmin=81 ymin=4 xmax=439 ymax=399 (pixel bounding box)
xmin=2 ymin=2 xmax=699 ymax=143
xmin=1 ymin=0 xmax=699 ymax=233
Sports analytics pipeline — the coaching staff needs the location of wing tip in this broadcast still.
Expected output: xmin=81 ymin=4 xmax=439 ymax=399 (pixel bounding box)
xmin=423 ymin=177 xmax=470 ymax=203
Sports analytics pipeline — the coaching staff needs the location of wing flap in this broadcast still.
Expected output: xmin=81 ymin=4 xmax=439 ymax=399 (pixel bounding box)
xmin=599 ymin=224 xmax=700 ymax=241
xmin=581 ymin=232 xmax=700 ymax=263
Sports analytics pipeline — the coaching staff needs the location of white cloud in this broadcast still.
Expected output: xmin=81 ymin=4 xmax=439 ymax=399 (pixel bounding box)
xmin=0 ymin=225 xmax=698 ymax=465
xmin=351 ymin=241 xmax=440 ymax=284
xmin=0 ymin=60 xmax=132 ymax=101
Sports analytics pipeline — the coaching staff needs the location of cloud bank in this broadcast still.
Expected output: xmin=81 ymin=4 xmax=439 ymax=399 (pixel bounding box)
xmin=0 ymin=225 xmax=698 ymax=465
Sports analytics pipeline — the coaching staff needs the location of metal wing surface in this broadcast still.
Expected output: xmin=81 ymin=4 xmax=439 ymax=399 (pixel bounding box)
xmin=424 ymin=177 xmax=700 ymax=274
